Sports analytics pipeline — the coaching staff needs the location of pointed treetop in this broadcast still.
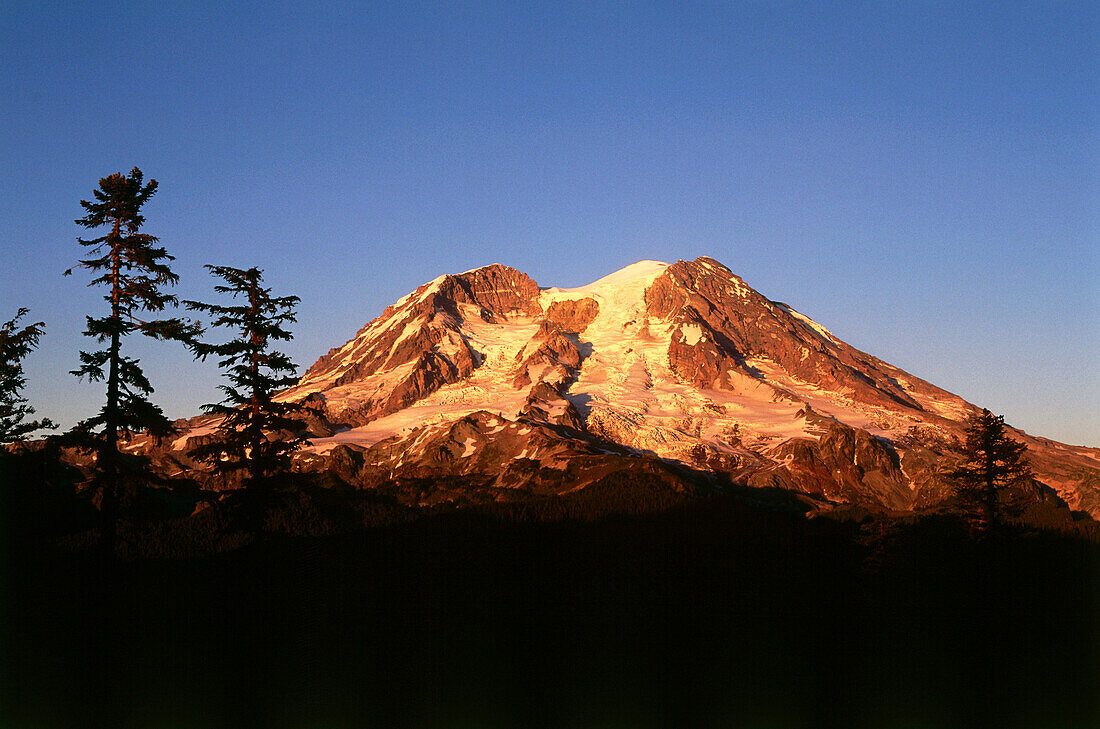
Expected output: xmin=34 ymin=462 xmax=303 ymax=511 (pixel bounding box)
xmin=75 ymin=167 xmax=158 ymax=233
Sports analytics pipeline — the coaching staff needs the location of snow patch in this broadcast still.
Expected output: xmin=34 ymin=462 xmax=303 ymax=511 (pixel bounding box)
xmin=680 ymin=323 xmax=704 ymax=346
xmin=774 ymin=303 xmax=839 ymax=344
xmin=170 ymin=421 xmax=221 ymax=451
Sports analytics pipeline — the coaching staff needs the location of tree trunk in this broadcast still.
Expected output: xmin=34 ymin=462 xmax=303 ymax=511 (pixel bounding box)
xmin=101 ymin=220 xmax=122 ymax=555
xmin=248 ymin=282 xmax=263 ymax=489
xmin=983 ymin=450 xmax=998 ymax=535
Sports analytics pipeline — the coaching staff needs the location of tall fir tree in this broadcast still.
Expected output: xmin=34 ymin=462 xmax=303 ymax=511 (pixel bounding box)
xmin=950 ymin=408 xmax=1032 ymax=533
xmin=0 ymin=308 xmax=56 ymax=443
xmin=185 ymin=265 xmax=304 ymax=489
xmin=68 ymin=168 xmax=199 ymax=544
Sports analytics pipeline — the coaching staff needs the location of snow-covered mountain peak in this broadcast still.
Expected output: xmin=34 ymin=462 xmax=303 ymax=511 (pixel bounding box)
xmin=269 ymin=255 xmax=1100 ymax=517
xmin=545 ymin=259 xmax=670 ymax=293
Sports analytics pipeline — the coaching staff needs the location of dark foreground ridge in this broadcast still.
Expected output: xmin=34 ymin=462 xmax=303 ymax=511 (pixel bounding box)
xmin=2 ymin=461 xmax=1099 ymax=728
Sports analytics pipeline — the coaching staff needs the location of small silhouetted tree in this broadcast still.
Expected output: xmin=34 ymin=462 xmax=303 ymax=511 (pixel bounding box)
xmin=950 ymin=408 xmax=1032 ymax=534
xmin=68 ymin=168 xmax=200 ymax=546
xmin=0 ymin=308 xmax=56 ymax=443
xmin=185 ymin=265 xmax=304 ymax=489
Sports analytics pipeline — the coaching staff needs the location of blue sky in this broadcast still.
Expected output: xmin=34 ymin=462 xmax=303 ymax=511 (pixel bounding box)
xmin=2 ymin=1 xmax=1097 ymax=446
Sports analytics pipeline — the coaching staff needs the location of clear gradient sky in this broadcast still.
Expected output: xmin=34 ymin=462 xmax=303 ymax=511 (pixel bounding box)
xmin=2 ymin=1 xmax=1097 ymax=446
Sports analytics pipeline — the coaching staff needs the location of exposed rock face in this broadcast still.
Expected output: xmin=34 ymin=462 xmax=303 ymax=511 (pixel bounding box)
xmin=512 ymin=320 xmax=582 ymax=389
xmin=763 ymin=421 xmax=910 ymax=510
xmin=1014 ymin=433 xmax=1100 ymax=516
xmin=303 ymin=265 xmax=538 ymax=388
xmin=644 ymin=257 xmax=950 ymax=414
xmin=436 ymin=264 xmax=543 ymax=318
xmin=305 ymin=410 xmax=678 ymax=498
xmin=282 ymin=264 xmax=541 ymax=427
xmin=520 ymin=381 xmax=587 ymax=431
xmin=546 ymin=297 xmax=600 ymax=334
xmin=337 ymin=348 xmax=478 ymax=426
xmin=297 ymin=393 xmax=336 ymax=437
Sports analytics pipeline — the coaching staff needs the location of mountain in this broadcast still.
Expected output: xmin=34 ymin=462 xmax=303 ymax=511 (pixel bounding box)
xmin=172 ymin=256 xmax=1098 ymax=516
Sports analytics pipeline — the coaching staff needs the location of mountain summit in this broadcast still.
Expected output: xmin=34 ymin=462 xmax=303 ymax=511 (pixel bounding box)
xmin=264 ymin=257 xmax=1100 ymax=516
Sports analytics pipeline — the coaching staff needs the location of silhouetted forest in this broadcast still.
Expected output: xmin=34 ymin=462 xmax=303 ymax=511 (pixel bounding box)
xmin=2 ymin=457 xmax=1098 ymax=728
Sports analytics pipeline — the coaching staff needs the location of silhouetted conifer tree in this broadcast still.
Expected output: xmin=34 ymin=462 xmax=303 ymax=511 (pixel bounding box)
xmin=185 ymin=265 xmax=304 ymax=489
xmin=0 ymin=308 xmax=55 ymax=443
xmin=951 ymin=408 xmax=1032 ymax=534
xmin=68 ymin=168 xmax=199 ymax=547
